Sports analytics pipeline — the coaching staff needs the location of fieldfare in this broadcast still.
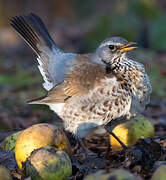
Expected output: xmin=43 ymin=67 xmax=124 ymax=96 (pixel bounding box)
xmin=10 ymin=13 xmax=152 ymax=151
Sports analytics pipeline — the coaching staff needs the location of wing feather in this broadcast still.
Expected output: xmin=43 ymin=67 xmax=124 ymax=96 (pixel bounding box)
xmin=10 ymin=13 xmax=76 ymax=91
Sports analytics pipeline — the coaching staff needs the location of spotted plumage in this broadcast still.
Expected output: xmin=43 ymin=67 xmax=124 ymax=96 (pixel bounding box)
xmin=10 ymin=13 xmax=151 ymax=140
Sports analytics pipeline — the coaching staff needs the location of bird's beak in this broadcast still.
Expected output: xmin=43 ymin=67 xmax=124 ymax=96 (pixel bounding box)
xmin=117 ymin=42 xmax=137 ymax=52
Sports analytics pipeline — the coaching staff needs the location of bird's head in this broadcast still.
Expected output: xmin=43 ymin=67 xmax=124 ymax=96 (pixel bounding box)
xmin=92 ymin=37 xmax=137 ymax=66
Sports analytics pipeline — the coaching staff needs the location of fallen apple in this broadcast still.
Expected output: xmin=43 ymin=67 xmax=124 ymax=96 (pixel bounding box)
xmin=15 ymin=123 xmax=71 ymax=169
xmin=26 ymin=146 xmax=72 ymax=180
xmin=110 ymin=115 xmax=154 ymax=150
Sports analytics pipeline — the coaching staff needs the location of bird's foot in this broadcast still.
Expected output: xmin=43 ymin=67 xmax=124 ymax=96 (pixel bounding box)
xmin=78 ymin=138 xmax=97 ymax=157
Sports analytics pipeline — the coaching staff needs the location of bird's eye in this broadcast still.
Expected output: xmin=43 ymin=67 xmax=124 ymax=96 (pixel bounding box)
xmin=108 ymin=45 xmax=116 ymax=51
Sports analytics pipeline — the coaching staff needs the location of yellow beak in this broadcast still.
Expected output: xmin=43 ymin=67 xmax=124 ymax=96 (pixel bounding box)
xmin=118 ymin=42 xmax=137 ymax=52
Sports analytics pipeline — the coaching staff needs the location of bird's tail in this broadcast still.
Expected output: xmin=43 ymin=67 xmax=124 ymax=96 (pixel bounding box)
xmin=10 ymin=13 xmax=60 ymax=56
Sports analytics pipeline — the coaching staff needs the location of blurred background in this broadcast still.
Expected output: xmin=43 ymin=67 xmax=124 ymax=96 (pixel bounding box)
xmin=0 ymin=0 xmax=165 ymax=135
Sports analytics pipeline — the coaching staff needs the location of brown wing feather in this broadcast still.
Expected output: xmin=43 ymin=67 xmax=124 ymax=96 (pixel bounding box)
xmin=28 ymin=55 xmax=116 ymax=104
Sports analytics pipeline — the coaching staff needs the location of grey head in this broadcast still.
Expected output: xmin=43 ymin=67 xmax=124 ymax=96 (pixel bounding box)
xmin=91 ymin=37 xmax=137 ymax=66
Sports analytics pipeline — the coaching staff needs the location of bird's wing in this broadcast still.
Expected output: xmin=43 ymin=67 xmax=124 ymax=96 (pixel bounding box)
xmin=10 ymin=13 xmax=76 ymax=91
xmin=27 ymin=57 xmax=107 ymax=103
xmin=28 ymin=59 xmax=132 ymax=121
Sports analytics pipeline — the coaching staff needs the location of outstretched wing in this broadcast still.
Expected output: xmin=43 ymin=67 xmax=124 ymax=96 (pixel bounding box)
xmin=10 ymin=13 xmax=76 ymax=91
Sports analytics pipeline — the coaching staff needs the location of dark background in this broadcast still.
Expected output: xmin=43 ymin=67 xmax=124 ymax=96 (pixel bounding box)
xmin=0 ymin=0 xmax=166 ymax=134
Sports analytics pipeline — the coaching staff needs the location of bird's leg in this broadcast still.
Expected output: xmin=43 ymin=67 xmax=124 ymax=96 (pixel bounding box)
xmin=109 ymin=131 xmax=127 ymax=150
xmin=78 ymin=138 xmax=96 ymax=156
xmin=105 ymin=136 xmax=111 ymax=158
xmin=104 ymin=123 xmax=127 ymax=150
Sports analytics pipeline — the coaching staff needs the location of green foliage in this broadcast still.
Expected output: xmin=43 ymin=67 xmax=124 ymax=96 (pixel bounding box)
xmin=109 ymin=14 xmax=140 ymax=40
xmin=148 ymin=66 xmax=166 ymax=99
xmin=0 ymin=65 xmax=41 ymax=86
xmin=84 ymin=0 xmax=166 ymax=52
xmin=85 ymin=14 xmax=140 ymax=51
xmin=85 ymin=16 xmax=111 ymax=51
xmin=149 ymin=15 xmax=166 ymax=51
xmin=133 ymin=49 xmax=166 ymax=99
xmin=129 ymin=0 xmax=161 ymax=19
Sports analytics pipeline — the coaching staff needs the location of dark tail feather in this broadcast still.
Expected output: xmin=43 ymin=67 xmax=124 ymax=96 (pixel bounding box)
xmin=10 ymin=13 xmax=58 ymax=56
xmin=27 ymin=95 xmax=47 ymax=104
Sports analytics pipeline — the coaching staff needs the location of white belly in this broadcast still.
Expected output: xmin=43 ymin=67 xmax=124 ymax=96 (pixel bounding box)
xmin=49 ymin=103 xmax=65 ymax=116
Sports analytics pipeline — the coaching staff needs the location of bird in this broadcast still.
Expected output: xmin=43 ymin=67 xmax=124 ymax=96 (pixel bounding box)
xmin=10 ymin=13 xmax=152 ymax=152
